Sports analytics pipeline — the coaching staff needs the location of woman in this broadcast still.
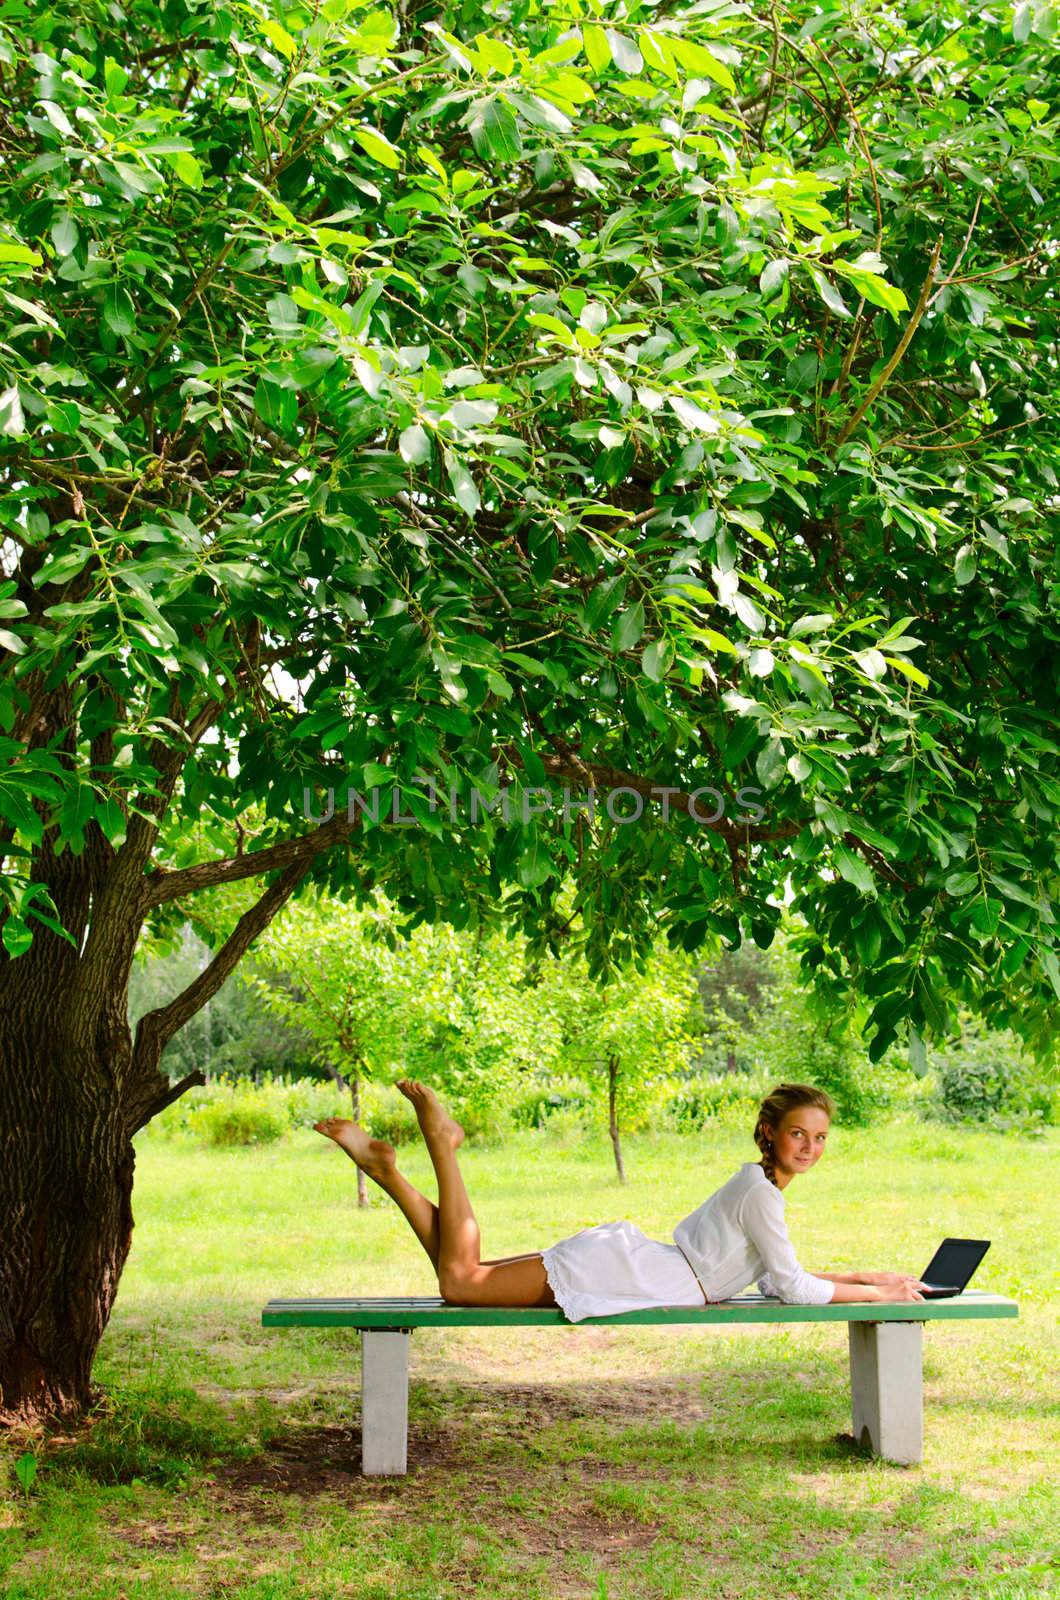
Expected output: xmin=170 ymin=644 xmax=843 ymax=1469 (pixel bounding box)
xmin=314 ymin=1079 xmax=929 ymax=1316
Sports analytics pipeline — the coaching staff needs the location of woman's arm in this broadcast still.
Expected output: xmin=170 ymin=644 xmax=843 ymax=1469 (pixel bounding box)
xmin=826 ymin=1277 xmax=928 ymax=1303
xmin=817 ymin=1270 xmax=931 ymax=1289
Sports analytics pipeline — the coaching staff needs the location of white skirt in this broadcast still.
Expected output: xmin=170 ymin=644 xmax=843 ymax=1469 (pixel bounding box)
xmin=540 ymin=1219 xmax=706 ymax=1323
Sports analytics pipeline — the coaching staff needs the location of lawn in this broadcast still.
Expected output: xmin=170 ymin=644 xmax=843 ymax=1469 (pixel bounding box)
xmin=1 ymin=1113 xmax=1057 ymax=1599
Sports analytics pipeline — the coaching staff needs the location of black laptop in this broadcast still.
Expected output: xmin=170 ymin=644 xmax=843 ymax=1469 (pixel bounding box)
xmin=918 ymin=1238 xmax=990 ymax=1298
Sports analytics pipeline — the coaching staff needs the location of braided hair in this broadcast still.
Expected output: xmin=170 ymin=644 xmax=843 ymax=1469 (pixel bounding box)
xmin=753 ymin=1082 xmax=836 ymax=1187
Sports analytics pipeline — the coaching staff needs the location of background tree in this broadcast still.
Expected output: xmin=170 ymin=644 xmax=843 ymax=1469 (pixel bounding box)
xmin=695 ymin=943 xmax=778 ymax=1074
xmin=535 ymin=938 xmax=704 ymax=1180
xmin=245 ymin=886 xmax=557 ymax=1197
xmin=2 ymin=0 xmax=1059 ymax=1420
xmin=243 ymin=889 xmax=411 ymax=1204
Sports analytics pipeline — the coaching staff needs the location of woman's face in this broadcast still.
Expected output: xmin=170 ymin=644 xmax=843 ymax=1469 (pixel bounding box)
xmin=767 ymin=1106 xmax=831 ymax=1176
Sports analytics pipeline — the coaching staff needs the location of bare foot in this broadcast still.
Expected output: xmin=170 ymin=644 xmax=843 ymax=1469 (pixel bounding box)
xmin=396 ymin=1080 xmax=465 ymax=1151
xmin=313 ymin=1118 xmax=396 ymax=1182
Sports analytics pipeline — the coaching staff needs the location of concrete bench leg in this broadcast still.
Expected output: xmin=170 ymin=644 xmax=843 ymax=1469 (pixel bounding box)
xmin=848 ymin=1320 xmax=923 ymax=1465
xmin=361 ymin=1330 xmax=410 ymax=1475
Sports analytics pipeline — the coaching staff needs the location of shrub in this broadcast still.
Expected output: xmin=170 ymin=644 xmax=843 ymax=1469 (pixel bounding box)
xmin=458 ymin=1101 xmax=512 ymax=1147
xmin=186 ymin=1094 xmax=288 ymax=1147
xmin=510 ymin=1081 xmax=591 ymax=1130
xmin=662 ymin=1072 xmax=765 ymax=1133
xmin=143 ymin=1073 xmax=350 ymax=1145
xmin=749 ymin=994 xmax=894 ymax=1127
xmin=541 ymin=1104 xmax=593 ymax=1145
xmin=362 ymin=1082 xmax=425 ymax=1145
xmin=923 ymin=1023 xmax=1057 ymax=1134
xmin=361 ymin=1079 xmax=510 ymax=1147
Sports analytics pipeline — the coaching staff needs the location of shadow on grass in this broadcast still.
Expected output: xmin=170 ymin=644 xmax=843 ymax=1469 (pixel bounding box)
xmin=205 ymin=1366 xmax=896 ymax=1503
xmin=36 ymin=1374 xmax=261 ymax=1490
xmin=28 ymin=1342 xmax=1025 ymax=1505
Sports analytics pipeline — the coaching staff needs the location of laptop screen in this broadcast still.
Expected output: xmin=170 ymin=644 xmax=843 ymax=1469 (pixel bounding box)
xmin=922 ymin=1238 xmax=990 ymax=1288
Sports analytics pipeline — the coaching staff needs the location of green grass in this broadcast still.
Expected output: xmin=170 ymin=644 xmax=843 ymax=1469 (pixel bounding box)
xmin=1 ymin=1113 xmax=1057 ymax=1599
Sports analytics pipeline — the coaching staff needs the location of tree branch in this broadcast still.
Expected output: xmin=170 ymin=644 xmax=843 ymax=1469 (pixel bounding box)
xmin=140 ymin=808 xmax=362 ymax=909
xmin=133 ymin=855 xmax=315 ymax=1062
xmin=832 ymin=234 xmax=944 ymax=448
xmin=126 ymin=1068 xmax=207 ymax=1137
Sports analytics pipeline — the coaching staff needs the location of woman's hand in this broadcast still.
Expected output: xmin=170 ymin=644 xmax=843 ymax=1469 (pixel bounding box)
xmin=872 ymin=1279 xmax=927 ymax=1302
xmin=863 ymin=1272 xmax=929 ymax=1290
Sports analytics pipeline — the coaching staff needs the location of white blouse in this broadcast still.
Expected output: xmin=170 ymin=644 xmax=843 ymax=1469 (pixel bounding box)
xmin=673 ymin=1160 xmax=836 ymax=1305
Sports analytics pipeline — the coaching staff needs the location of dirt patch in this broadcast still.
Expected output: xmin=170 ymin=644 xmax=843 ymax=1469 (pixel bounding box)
xmin=103 ymin=1517 xmax=196 ymax=1553
xmin=212 ymin=1422 xmax=387 ymax=1497
xmin=504 ymin=1503 xmax=665 ymax=1559
xmin=210 ymin=1375 xmax=716 ymax=1502
xmin=465 ymin=1376 xmax=715 ymax=1426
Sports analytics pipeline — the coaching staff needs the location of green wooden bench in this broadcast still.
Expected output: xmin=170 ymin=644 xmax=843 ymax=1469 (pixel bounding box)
xmin=261 ymin=1290 xmax=1017 ymax=1475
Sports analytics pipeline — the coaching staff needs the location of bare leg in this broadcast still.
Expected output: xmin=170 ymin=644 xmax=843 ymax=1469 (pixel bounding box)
xmin=396 ymin=1081 xmax=556 ymax=1308
xmin=313 ymin=1119 xmax=440 ymax=1268
xmin=314 ymin=1121 xmax=546 ymax=1274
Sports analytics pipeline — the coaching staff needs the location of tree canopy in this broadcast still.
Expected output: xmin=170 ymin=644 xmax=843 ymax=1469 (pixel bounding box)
xmin=3 ymin=0 xmax=1060 ymax=1070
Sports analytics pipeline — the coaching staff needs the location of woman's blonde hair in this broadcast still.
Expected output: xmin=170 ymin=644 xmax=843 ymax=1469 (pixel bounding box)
xmin=753 ymin=1082 xmax=836 ymax=1187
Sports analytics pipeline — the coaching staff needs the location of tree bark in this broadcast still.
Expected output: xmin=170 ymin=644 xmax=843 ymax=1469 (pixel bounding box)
xmin=0 ymin=810 xmax=315 ymax=1422
xmin=0 ymin=990 xmax=138 ymax=1423
xmin=607 ymin=1053 xmax=626 ymax=1184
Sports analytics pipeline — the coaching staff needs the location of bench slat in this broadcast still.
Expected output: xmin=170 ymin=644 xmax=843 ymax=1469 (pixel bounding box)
xmin=261 ymin=1289 xmax=1017 ymax=1328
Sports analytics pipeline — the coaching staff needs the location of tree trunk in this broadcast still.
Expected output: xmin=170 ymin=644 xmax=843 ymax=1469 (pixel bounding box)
xmin=0 ymin=646 xmax=318 ymax=1425
xmin=0 ymin=1009 xmax=138 ymax=1423
xmin=607 ymin=1053 xmax=625 ymax=1184
xmin=725 ymin=1046 xmax=738 ymax=1074
xmin=351 ymin=1075 xmax=368 ymax=1208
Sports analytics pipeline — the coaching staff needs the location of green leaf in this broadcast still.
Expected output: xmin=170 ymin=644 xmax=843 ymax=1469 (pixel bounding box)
xmin=584 ymin=574 xmax=626 ymax=630
xmin=474 ymin=35 xmax=514 ymax=75
xmin=518 ymin=824 xmax=554 ymax=889
xmin=907 ymin=1025 xmax=927 ymax=1077
xmin=1040 ymin=947 xmax=1060 ymax=999
xmin=352 ymin=124 xmax=402 ymax=169
xmin=261 ymin=16 xmax=297 ymax=57
xmin=583 ymin=23 xmax=611 ymax=73
xmin=0 ymin=241 xmax=42 ymax=266
xmin=50 ymin=214 xmax=79 ymax=256
xmin=883 ymin=654 xmax=930 ymax=689
xmin=612 ymin=601 xmax=645 ymax=652
xmin=669 ymin=36 xmax=736 ymax=92
xmin=853 ymin=648 xmax=887 ymax=680
xmin=160 ymin=149 xmax=205 ymax=189
xmin=470 ymin=98 xmax=523 ymax=164
xmin=13 ymin=1452 xmax=37 ymax=1495
xmin=253 ymin=376 xmax=296 ymax=431
xmin=733 ymin=592 xmax=765 ymax=631
xmin=1 ymin=916 xmax=32 ymax=957
xmin=399 ymin=423 xmax=431 ymax=464
xmin=641 ymin=637 xmax=674 ymax=681
xmin=669 ymin=394 xmax=720 ymax=432
xmin=103 ymin=283 xmax=136 ymax=336
xmin=789 ymin=613 xmax=833 ymax=638
xmin=445 ymin=453 xmax=480 ymax=517
xmin=832 ymin=842 xmax=876 ymax=894
xmin=954 ymin=543 xmax=977 ymax=585
xmin=605 ymin=30 xmax=642 ymax=73
xmin=807 ymin=267 xmax=850 ymax=318
xmin=840 ymin=266 xmax=909 ymax=317
xmin=0 ymin=385 xmax=25 ymax=436
xmin=759 ymin=258 xmax=789 ymax=300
